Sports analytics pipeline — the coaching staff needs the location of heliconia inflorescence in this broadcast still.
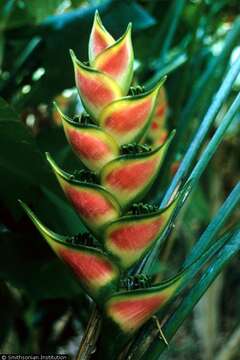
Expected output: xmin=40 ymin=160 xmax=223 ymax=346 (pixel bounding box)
xmin=20 ymin=11 xmax=186 ymax=353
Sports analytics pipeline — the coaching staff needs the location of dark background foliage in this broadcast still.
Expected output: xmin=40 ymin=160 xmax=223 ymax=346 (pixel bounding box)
xmin=0 ymin=0 xmax=239 ymax=358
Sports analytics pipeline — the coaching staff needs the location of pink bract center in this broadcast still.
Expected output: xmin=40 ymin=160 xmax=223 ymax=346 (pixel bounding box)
xmin=68 ymin=129 xmax=111 ymax=161
xmin=76 ymin=70 xmax=116 ymax=107
xmin=92 ymin=29 xmax=111 ymax=58
xmin=109 ymin=218 xmax=163 ymax=250
xmin=109 ymin=294 xmax=166 ymax=330
xmin=106 ymin=159 xmax=157 ymax=190
xmin=65 ymin=186 xmax=114 ymax=220
xmin=105 ymin=98 xmax=152 ymax=133
xmin=98 ymin=40 xmax=129 ymax=78
xmin=59 ymin=248 xmax=114 ymax=282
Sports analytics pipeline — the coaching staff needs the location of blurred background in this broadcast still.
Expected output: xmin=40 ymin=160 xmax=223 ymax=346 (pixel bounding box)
xmin=0 ymin=0 xmax=239 ymax=358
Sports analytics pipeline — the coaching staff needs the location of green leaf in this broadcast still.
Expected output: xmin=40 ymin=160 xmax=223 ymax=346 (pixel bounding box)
xmin=144 ymin=93 xmax=240 ymax=271
xmin=0 ymin=99 xmax=52 ymax=186
xmin=178 ymin=17 xmax=240 ymax=141
xmin=162 ymin=57 xmax=240 ymax=206
xmin=0 ymin=230 xmax=82 ymax=300
xmin=0 ymin=98 xmax=57 ymax=216
xmin=156 ymin=0 xmax=186 ymax=62
xmin=0 ymin=0 xmax=63 ymax=29
xmin=0 ymin=97 xmax=18 ymax=121
xmin=0 ymin=99 xmax=82 ymax=235
xmin=185 ymin=182 xmax=240 ymax=266
xmin=39 ymin=187 xmax=87 ymax=235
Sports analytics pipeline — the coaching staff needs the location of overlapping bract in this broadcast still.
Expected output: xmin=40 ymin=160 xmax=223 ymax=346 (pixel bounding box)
xmin=105 ymin=273 xmax=183 ymax=333
xmin=20 ymin=201 xmax=119 ymax=302
xmin=20 ymin=11 xmax=182 ymax=335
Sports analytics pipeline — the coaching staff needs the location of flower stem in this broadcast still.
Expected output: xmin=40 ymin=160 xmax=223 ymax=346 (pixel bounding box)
xmin=76 ymin=305 xmax=101 ymax=360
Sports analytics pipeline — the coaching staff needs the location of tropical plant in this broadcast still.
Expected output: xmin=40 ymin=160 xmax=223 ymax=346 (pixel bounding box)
xmin=0 ymin=1 xmax=239 ymax=359
xmin=17 ymin=12 xmax=240 ymax=360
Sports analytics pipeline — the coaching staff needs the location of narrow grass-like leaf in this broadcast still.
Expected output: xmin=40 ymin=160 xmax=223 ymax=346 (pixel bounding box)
xmin=147 ymin=0 xmax=186 ymax=61
xmin=187 ymin=93 xmax=240 ymax=185
xmin=156 ymin=18 xmax=240 ymax=193
xmin=158 ymin=0 xmax=186 ymax=62
xmin=162 ymin=55 xmax=240 ymax=206
xmin=184 ymin=182 xmax=240 ymax=267
xmin=177 ymin=17 xmax=240 ymax=143
xmin=144 ymin=93 xmax=240 ymax=271
xmin=145 ymin=51 xmax=187 ymax=89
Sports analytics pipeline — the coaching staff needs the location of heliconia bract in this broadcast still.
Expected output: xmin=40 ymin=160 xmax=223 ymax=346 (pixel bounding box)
xmin=99 ymin=78 xmax=166 ymax=145
xmin=105 ymin=272 xmax=184 ymax=333
xmin=100 ymin=131 xmax=175 ymax=209
xmin=19 ymin=11 xmax=186 ymax=356
xmin=103 ymin=193 xmax=179 ymax=269
xmin=56 ymin=104 xmax=119 ymax=172
xmin=19 ymin=201 xmax=120 ymax=303
xmin=71 ymin=51 xmax=122 ymax=120
xmin=88 ymin=11 xmax=115 ymax=65
xmin=93 ymin=23 xmax=134 ymax=95
xmin=46 ymin=153 xmax=121 ymax=234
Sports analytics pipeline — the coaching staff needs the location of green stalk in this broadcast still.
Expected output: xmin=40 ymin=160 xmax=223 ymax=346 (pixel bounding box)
xmin=76 ymin=306 xmax=101 ymax=360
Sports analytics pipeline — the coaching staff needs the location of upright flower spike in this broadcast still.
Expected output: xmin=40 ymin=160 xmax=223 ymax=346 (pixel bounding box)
xmin=99 ymin=78 xmax=166 ymax=146
xmin=88 ymin=11 xmax=115 ymax=65
xmin=100 ymin=131 xmax=175 ymax=209
xmin=105 ymin=272 xmax=184 ymax=334
xmin=19 ymin=201 xmax=120 ymax=303
xmin=70 ymin=50 xmax=122 ymax=120
xmin=103 ymin=194 xmax=179 ymax=270
xmin=46 ymin=154 xmax=121 ymax=234
xmin=19 ymin=14 xmax=185 ymax=352
xmin=93 ymin=23 xmax=134 ymax=95
xmin=56 ymin=104 xmax=119 ymax=172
